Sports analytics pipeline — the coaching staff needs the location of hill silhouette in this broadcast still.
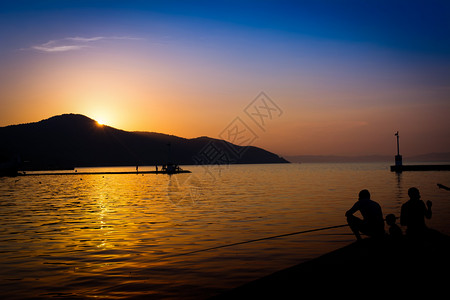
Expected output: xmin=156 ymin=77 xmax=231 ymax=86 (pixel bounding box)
xmin=0 ymin=114 xmax=288 ymax=170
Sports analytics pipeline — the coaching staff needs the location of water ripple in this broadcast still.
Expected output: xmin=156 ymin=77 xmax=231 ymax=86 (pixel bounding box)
xmin=0 ymin=164 xmax=449 ymax=298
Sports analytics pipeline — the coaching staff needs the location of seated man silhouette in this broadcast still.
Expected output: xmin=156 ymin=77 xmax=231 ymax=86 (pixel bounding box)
xmin=400 ymin=187 xmax=432 ymax=236
xmin=346 ymin=189 xmax=385 ymax=240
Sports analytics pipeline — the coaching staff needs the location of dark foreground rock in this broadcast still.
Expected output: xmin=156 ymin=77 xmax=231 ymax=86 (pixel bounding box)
xmin=212 ymin=231 xmax=450 ymax=298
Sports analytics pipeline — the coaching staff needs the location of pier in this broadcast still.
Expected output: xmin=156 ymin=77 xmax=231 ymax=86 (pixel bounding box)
xmin=17 ymin=170 xmax=191 ymax=176
xmin=390 ymin=164 xmax=450 ymax=172
xmin=389 ymin=132 xmax=450 ymax=172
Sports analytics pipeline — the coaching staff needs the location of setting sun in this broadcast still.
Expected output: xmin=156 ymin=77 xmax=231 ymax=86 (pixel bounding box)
xmin=91 ymin=113 xmax=110 ymax=127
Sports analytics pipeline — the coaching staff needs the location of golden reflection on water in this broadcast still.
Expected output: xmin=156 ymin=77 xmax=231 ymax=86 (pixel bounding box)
xmin=0 ymin=164 xmax=449 ymax=299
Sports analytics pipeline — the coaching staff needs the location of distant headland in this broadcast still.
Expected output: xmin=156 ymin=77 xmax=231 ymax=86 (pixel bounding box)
xmin=0 ymin=114 xmax=289 ymax=170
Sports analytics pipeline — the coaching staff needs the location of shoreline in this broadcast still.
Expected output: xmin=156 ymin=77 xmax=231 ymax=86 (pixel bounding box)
xmin=212 ymin=232 xmax=450 ymax=298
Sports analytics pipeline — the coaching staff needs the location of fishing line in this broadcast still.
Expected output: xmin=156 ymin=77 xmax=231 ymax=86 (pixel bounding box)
xmin=157 ymin=214 xmax=407 ymax=260
xmin=160 ymin=224 xmax=349 ymax=260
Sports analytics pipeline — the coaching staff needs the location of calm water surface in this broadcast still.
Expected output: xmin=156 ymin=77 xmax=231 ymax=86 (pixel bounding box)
xmin=1 ymin=163 xmax=449 ymax=299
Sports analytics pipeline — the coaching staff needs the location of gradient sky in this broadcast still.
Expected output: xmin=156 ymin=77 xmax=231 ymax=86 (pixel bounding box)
xmin=1 ymin=0 xmax=449 ymax=156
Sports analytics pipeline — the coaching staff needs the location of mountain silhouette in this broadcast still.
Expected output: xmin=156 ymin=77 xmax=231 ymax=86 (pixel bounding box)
xmin=0 ymin=114 xmax=288 ymax=170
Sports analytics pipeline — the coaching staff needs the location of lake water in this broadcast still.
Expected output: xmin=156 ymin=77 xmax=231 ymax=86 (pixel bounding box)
xmin=1 ymin=163 xmax=449 ymax=299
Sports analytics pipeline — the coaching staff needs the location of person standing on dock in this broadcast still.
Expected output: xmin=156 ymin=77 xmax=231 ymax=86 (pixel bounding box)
xmin=400 ymin=187 xmax=432 ymax=236
xmin=345 ymin=189 xmax=385 ymax=241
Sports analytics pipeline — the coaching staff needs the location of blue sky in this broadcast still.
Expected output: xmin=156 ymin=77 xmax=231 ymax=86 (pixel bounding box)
xmin=2 ymin=0 xmax=449 ymax=53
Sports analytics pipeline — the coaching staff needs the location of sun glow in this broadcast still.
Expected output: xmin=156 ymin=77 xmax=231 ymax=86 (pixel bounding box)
xmin=93 ymin=115 xmax=108 ymax=126
xmin=91 ymin=112 xmax=111 ymax=127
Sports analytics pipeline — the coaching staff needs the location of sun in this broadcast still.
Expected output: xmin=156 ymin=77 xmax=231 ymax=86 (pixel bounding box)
xmin=90 ymin=110 xmax=113 ymax=127
xmin=93 ymin=115 xmax=109 ymax=127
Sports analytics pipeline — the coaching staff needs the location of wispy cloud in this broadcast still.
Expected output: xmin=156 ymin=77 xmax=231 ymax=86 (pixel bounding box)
xmin=32 ymin=42 xmax=89 ymax=53
xmin=30 ymin=36 xmax=143 ymax=53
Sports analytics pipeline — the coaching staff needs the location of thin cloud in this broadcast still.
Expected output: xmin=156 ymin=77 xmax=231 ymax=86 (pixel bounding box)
xmin=30 ymin=36 xmax=144 ymax=53
xmin=32 ymin=44 xmax=89 ymax=52
xmin=66 ymin=36 xmax=106 ymax=43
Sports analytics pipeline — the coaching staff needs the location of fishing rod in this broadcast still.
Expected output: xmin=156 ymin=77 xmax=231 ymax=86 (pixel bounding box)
xmin=161 ymin=224 xmax=349 ymax=260
xmin=437 ymin=183 xmax=450 ymax=191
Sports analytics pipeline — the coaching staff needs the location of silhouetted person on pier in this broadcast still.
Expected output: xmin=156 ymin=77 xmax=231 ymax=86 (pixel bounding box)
xmin=400 ymin=187 xmax=432 ymax=236
xmin=346 ymin=189 xmax=385 ymax=241
xmin=386 ymin=214 xmax=402 ymax=239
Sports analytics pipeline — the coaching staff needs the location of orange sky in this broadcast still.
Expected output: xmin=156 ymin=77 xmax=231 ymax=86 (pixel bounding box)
xmin=1 ymin=1 xmax=449 ymax=157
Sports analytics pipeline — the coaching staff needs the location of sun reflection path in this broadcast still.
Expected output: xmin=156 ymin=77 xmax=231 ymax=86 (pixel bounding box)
xmin=97 ymin=194 xmax=109 ymax=249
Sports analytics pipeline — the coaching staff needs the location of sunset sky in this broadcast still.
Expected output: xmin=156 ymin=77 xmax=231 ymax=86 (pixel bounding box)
xmin=1 ymin=0 xmax=449 ymax=157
